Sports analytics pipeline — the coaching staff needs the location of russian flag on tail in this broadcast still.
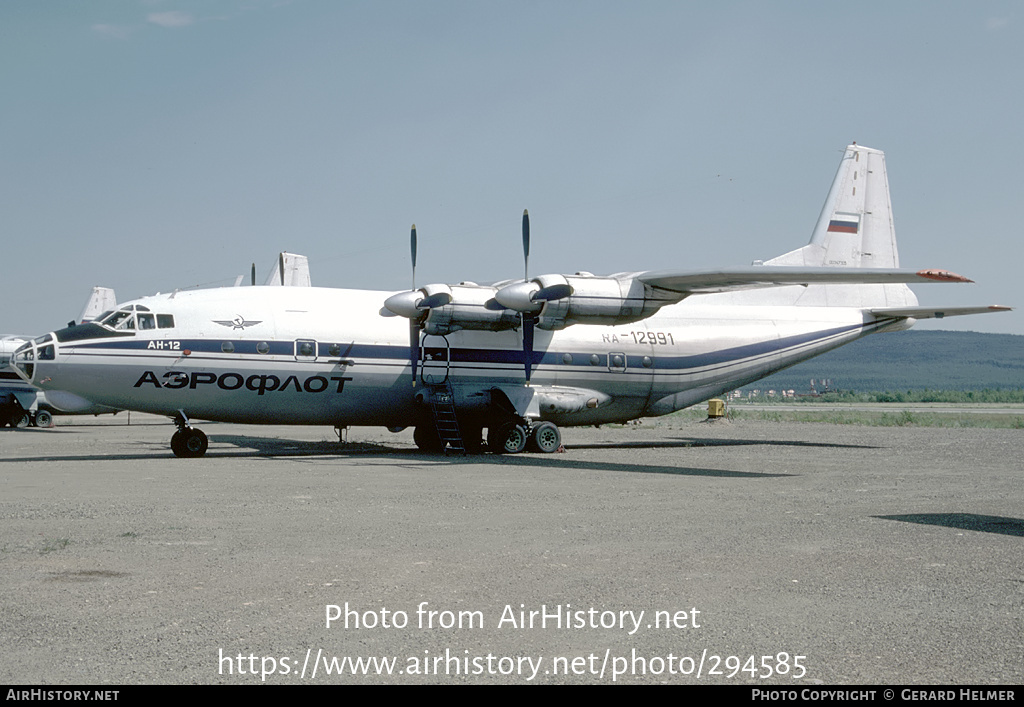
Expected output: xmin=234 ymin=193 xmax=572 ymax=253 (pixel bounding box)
xmin=827 ymin=212 xmax=860 ymax=234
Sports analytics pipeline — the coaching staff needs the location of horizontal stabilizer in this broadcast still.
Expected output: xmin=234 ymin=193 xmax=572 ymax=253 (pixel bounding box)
xmin=870 ymin=305 xmax=1012 ymax=320
xmin=638 ymin=267 xmax=972 ymax=296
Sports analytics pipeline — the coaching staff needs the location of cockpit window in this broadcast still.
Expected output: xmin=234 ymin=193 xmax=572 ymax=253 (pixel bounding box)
xmin=96 ymin=307 xmax=174 ymax=332
xmin=103 ymin=311 xmax=135 ymax=330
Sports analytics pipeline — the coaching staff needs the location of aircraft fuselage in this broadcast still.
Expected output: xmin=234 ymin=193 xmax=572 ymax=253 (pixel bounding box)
xmin=21 ymin=285 xmax=896 ymax=428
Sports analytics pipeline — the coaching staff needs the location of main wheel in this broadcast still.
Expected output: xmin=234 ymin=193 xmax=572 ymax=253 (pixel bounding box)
xmin=528 ymin=421 xmax=561 ymax=453
xmin=413 ymin=425 xmax=444 ymax=453
xmin=13 ymin=413 xmax=30 ymax=429
xmin=34 ymin=410 xmax=54 ymax=428
xmin=460 ymin=421 xmax=484 ymax=455
xmin=488 ymin=422 xmax=528 ymax=454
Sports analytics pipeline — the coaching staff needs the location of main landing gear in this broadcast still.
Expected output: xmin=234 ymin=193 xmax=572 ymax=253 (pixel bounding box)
xmin=486 ymin=419 xmax=562 ymax=455
xmin=170 ymin=412 xmax=208 ymax=458
xmin=413 ymin=419 xmax=562 ymax=455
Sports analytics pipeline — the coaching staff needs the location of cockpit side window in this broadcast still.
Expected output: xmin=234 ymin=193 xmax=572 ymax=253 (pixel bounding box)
xmin=100 ymin=310 xmax=134 ymax=330
xmin=110 ymin=312 xmax=135 ymax=330
xmin=90 ymin=306 xmax=174 ymax=334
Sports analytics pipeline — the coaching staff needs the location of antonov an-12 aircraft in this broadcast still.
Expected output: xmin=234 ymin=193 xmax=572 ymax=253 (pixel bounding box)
xmin=10 ymin=145 xmax=1010 ymax=457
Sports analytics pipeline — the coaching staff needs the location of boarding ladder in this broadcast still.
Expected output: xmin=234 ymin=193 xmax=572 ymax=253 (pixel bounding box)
xmin=428 ymin=381 xmax=465 ymax=455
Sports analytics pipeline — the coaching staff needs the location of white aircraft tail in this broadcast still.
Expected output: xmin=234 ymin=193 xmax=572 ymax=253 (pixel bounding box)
xmin=78 ymin=287 xmax=117 ymax=323
xmin=759 ymin=144 xmax=915 ymax=308
xmin=264 ymin=252 xmax=312 ymax=287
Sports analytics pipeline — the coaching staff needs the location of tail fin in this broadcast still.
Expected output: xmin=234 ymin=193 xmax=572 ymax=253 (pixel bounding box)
xmin=264 ymin=252 xmax=312 ymax=287
xmin=762 ymin=144 xmax=915 ymax=309
xmin=78 ymin=287 xmax=117 ymax=323
xmin=766 ymin=144 xmax=899 ymax=269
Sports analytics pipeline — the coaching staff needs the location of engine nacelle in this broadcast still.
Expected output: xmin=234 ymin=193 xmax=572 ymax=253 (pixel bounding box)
xmin=384 ymin=272 xmax=686 ymax=335
xmin=418 ymin=283 xmax=521 ymax=335
xmin=522 ymin=273 xmax=681 ymax=330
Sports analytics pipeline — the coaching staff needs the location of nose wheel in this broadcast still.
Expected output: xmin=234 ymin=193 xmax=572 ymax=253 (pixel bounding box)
xmin=170 ymin=412 xmax=208 ymax=458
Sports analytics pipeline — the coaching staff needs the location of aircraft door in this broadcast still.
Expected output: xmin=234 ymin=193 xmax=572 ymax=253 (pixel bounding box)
xmin=420 ymin=334 xmax=450 ymax=384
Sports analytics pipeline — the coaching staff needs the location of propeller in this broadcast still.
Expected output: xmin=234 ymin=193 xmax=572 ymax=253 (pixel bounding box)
xmin=511 ymin=210 xmax=575 ymax=384
xmin=409 ymin=225 xmax=419 ymax=388
xmin=251 ymin=263 xmax=256 ymax=287
xmin=386 ymin=225 xmax=453 ymax=386
xmin=520 ymin=210 xmax=536 ymax=384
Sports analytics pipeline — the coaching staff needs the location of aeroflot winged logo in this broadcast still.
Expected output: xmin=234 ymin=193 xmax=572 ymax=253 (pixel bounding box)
xmin=213 ymin=315 xmax=263 ymax=330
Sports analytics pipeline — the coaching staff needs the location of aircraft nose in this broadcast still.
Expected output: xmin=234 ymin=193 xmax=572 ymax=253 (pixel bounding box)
xmin=9 ymin=333 xmax=56 ymax=384
xmin=10 ymin=341 xmax=37 ymax=382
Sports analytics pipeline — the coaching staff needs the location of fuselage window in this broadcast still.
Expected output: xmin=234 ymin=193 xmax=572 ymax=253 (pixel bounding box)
xmin=297 ymin=340 xmax=316 ymax=357
xmin=137 ymin=313 xmax=156 ymax=330
xmin=157 ymin=315 xmax=175 ymax=329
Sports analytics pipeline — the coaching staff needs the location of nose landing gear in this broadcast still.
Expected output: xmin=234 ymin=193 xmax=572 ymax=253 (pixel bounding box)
xmin=170 ymin=411 xmax=208 ymax=458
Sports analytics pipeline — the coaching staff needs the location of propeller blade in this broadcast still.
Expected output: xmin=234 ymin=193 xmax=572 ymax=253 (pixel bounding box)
xmin=522 ymin=209 xmax=530 ymax=281
xmin=533 ymin=283 xmax=573 ymax=302
xmin=251 ymin=263 xmax=256 ymax=287
xmin=278 ymin=253 xmax=285 ymax=285
xmin=410 ymin=322 xmax=419 ymax=388
xmin=522 ymin=315 xmax=535 ymax=384
xmin=409 ymin=225 xmax=419 ymax=386
xmin=410 ymin=224 xmax=417 ymax=289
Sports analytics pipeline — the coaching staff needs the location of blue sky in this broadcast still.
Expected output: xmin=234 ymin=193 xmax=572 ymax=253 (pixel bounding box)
xmin=2 ymin=1 xmax=1020 ymax=335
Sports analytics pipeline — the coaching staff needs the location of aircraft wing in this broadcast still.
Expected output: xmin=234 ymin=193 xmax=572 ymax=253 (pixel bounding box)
xmin=869 ymin=305 xmax=1012 ymax=320
xmin=637 ymin=267 xmax=973 ymax=295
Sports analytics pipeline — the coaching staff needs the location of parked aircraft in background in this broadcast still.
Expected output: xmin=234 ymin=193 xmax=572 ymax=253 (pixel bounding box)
xmin=9 ymin=146 xmax=1009 ymax=454
xmin=1 ymin=287 xmax=118 ymax=427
